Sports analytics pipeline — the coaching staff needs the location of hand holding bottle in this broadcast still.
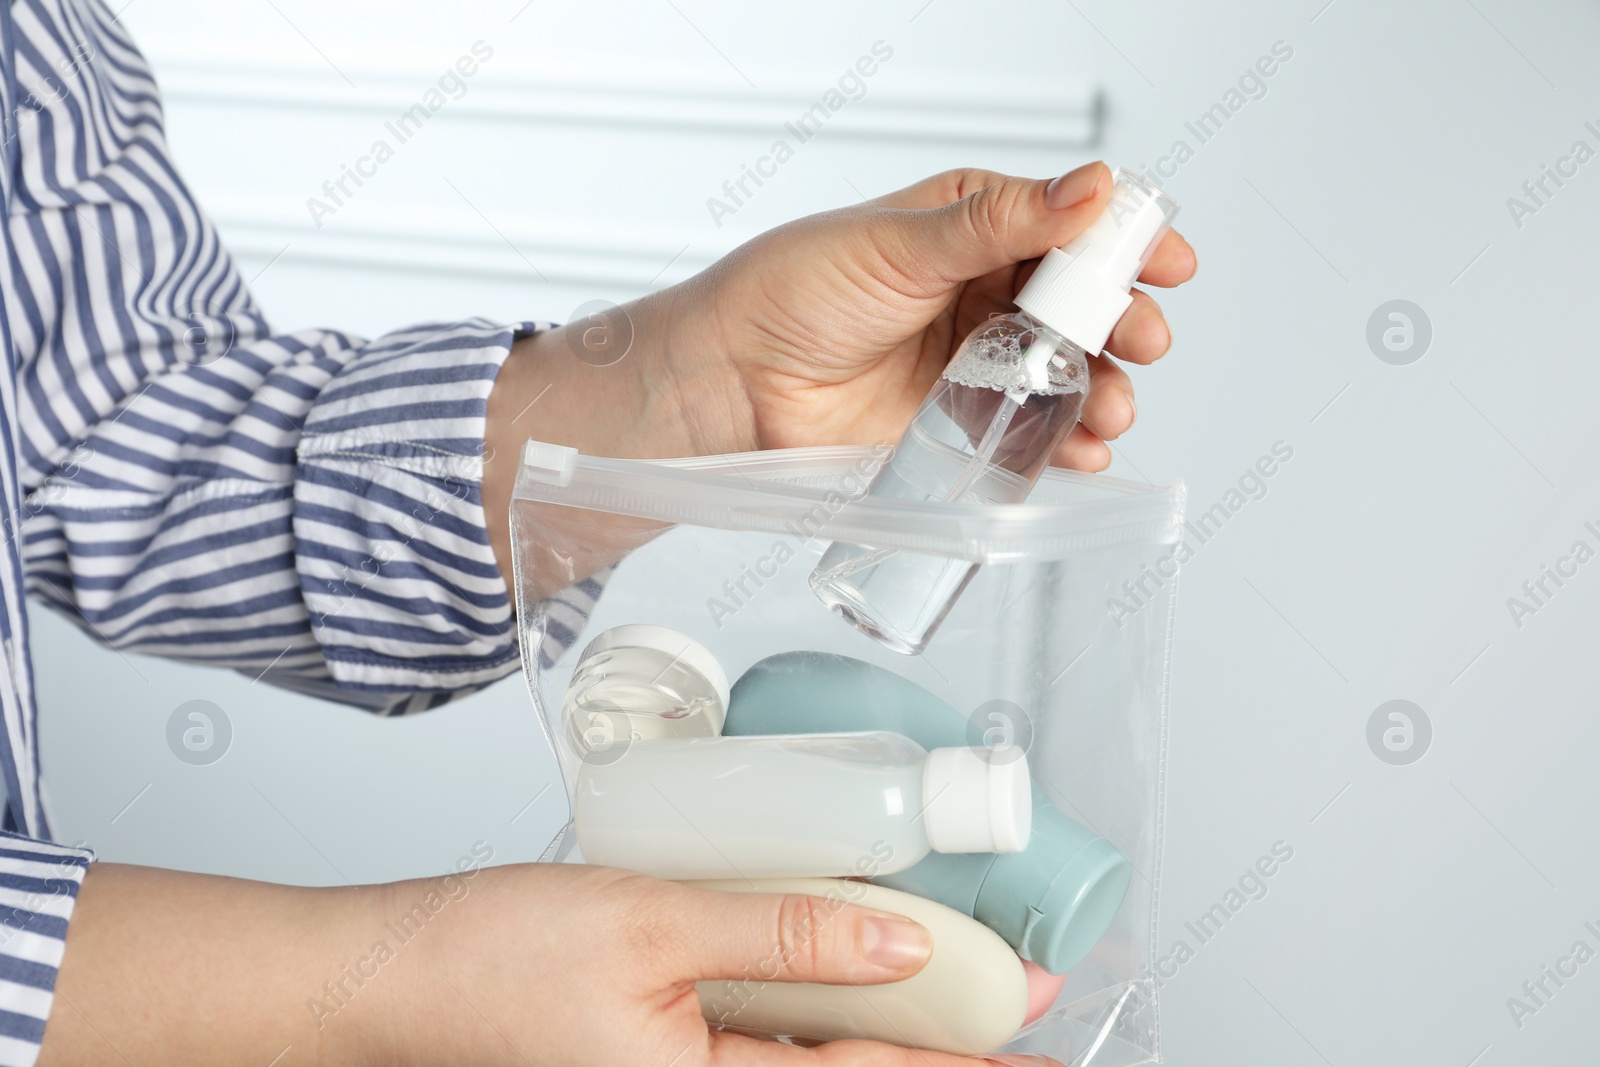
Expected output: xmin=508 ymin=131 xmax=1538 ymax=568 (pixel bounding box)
xmin=376 ymin=863 xmax=1063 ymax=1067
xmin=484 ymin=162 xmax=1195 ymax=599
xmin=668 ymin=161 xmax=1195 ymax=472
xmin=43 ymin=861 xmax=1062 ymax=1066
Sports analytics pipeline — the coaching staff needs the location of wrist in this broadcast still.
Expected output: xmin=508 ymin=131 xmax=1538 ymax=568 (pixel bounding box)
xmin=481 ymin=285 xmax=758 ymax=598
xmin=320 ymin=881 xmax=401 ymax=1067
xmin=645 ymin=279 xmax=759 ymax=458
xmin=488 ymin=289 xmax=754 ymax=462
xmin=349 ymin=864 xmax=525 ymax=1067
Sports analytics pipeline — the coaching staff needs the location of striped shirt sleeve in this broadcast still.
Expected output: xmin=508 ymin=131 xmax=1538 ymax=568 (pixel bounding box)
xmin=21 ymin=320 xmax=606 ymax=713
xmin=1 ymin=0 xmax=608 ymax=713
xmin=0 ymin=833 xmax=91 ymax=1066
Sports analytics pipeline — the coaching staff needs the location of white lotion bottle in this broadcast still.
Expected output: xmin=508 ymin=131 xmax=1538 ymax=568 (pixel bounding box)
xmin=573 ymin=732 xmax=1031 ymax=879
xmin=692 ymin=878 xmax=1029 ymax=1056
xmin=811 ymin=168 xmax=1181 ymax=654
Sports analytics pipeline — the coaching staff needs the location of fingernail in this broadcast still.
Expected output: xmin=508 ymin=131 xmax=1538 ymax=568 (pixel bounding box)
xmin=1122 ymin=389 xmax=1137 ymax=428
xmin=861 ymin=914 xmax=933 ymax=970
xmin=989 ymin=1057 xmax=1060 ymax=1067
xmin=1045 ymin=161 xmax=1107 ymax=209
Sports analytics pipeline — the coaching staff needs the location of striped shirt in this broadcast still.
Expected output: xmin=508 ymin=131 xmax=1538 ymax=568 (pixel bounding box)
xmin=0 ymin=0 xmax=599 ymax=1059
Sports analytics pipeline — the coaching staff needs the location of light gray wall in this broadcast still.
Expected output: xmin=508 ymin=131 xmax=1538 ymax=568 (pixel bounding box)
xmin=34 ymin=0 xmax=1600 ymax=1063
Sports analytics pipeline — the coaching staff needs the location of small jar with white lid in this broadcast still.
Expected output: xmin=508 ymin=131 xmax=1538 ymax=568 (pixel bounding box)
xmin=562 ymin=624 xmax=731 ymax=760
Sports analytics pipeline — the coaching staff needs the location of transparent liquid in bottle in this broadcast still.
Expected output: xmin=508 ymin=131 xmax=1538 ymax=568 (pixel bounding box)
xmin=811 ymin=315 xmax=1088 ymax=654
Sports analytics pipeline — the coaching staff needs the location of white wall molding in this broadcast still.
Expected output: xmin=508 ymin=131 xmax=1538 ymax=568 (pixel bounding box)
xmin=210 ymin=202 xmax=716 ymax=292
xmin=151 ymin=56 xmax=1103 ymax=149
xmin=154 ymin=54 xmax=1101 ymax=291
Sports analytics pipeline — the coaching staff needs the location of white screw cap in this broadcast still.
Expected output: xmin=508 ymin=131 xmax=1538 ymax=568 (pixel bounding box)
xmin=922 ymin=745 xmax=1033 ymax=854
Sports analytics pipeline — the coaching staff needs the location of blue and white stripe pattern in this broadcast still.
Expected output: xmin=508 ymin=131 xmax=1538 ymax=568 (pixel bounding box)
xmin=0 ymin=0 xmax=601 ymax=1058
xmin=0 ymin=834 xmax=87 ymax=1062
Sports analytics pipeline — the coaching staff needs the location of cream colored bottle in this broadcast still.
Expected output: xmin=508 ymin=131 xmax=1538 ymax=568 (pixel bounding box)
xmin=687 ymin=878 xmax=1028 ymax=1056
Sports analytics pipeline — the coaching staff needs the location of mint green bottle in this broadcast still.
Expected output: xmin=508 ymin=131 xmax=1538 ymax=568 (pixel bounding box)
xmin=723 ymin=651 xmax=1131 ymax=975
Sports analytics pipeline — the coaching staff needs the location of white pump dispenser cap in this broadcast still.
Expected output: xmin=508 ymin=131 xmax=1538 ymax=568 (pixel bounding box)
xmin=922 ymin=745 xmax=1033 ymax=854
xmin=1014 ymin=168 xmax=1181 ymax=356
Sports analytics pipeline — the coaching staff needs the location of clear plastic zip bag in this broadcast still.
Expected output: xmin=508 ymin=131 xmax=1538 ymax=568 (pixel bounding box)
xmin=511 ymin=439 xmax=1185 ymax=1066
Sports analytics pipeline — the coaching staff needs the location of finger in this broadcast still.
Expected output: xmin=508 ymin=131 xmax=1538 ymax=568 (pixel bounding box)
xmin=709 ymin=1030 xmax=1062 ymax=1067
xmin=1137 ymin=229 xmax=1197 ymax=288
xmin=873 ymin=167 xmax=1015 ymax=211
xmin=881 ymin=162 xmax=1113 ymax=293
xmin=666 ymin=884 xmax=933 ymax=986
xmin=881 ymin=168 xmax=1193 ymax=288
xmin=1102 ymin=290 xmax=1171 ymax=366
xmin=1079 ymin=355 xmax=1135 ymax=442
xmin=878 ymin=167 xmax=1194 ymax=292
xmin=1050 ymin=422 xmax=1111 ymax=472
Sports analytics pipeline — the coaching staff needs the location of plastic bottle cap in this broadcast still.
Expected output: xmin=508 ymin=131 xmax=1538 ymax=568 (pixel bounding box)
xmin=922 ymin=746 xmax=1032 ymax=854
xmin=575 ymin=624 xmax=731 ymax=716
xmin=1014 ymin=168 xmax=1180 ymax=356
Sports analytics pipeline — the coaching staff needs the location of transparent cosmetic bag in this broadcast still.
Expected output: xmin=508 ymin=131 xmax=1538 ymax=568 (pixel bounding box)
xmin=511 ymin=439 xmax=1185 ymax=1066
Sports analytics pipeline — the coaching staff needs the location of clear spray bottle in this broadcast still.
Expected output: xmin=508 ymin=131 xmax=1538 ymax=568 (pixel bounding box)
xmin=810 ymin=168 xmax=1180 ymax=654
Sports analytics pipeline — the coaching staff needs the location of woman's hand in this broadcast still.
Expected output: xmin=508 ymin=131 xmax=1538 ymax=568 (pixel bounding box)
xmin=389 ymin=863 xmax=1057 ymax=1067
xmin=484 ymin=161 xmax=1196 ymax=594
xmin=668 ymin=161 xmax=1196 ymax=471
xmin=42 ymin=861 xmax=1059 ymax=1066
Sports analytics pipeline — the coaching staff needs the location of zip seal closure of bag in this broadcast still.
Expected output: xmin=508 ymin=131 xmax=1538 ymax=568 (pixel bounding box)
xmin=515 ymin=440 xmax=1186 ymax=565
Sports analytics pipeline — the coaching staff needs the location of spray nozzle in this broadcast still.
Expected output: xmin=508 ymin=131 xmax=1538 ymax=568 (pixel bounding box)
xmin=1014 ymin=168 xmax=1181 ymax=356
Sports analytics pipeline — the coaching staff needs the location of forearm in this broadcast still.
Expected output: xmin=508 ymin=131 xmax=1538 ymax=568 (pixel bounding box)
xmin=481 ymin=287 xmax=756 ymax=601
xmin=38 ymin=864 xmax=386 ymax=1066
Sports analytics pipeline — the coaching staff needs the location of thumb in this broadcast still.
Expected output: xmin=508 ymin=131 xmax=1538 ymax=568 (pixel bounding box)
xmin=890 ymin=161 xmax=1111 ymax=290
xmin=667 ymin=883 xmax=934 ymax=986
